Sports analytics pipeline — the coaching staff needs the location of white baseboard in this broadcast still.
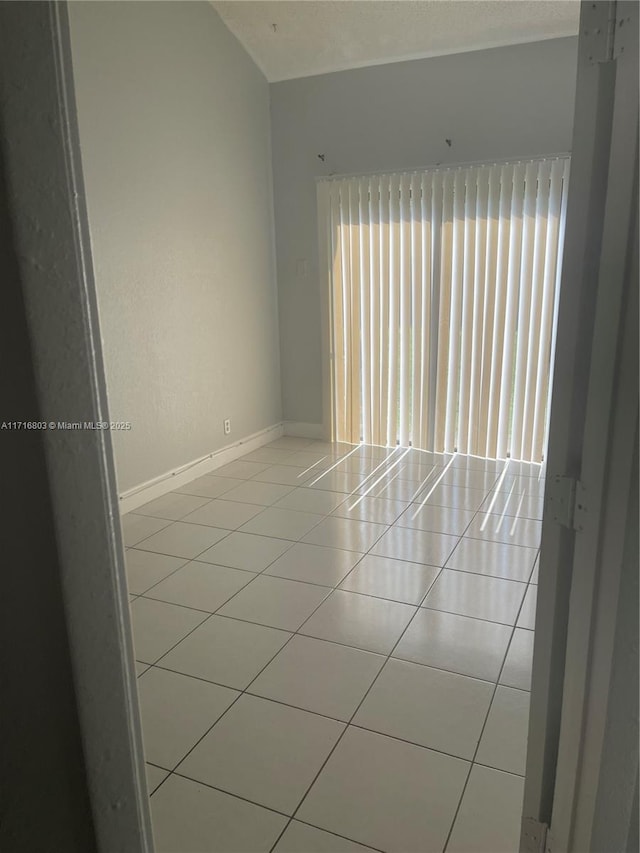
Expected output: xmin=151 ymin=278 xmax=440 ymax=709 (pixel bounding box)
xmin=119 ymin=422 xmax=284 ymax=514
xmin=283 ymin=421 xmax=325 ymax=439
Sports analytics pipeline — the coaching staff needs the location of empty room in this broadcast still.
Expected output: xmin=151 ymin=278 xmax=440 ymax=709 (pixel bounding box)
xmin=1 ymin=1 xmax=637 ymax=853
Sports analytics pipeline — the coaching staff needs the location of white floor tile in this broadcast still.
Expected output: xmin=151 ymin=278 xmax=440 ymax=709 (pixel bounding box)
xmin=350 ymin=444 xmax=397 ymax=460
xmin=177 ymin=694 xmax=344 ymax=815
xmin=274 ymin=488 xmax=348 ymax=515
xmin=362 ymin=477 xmax=423 ymax=502
xmin=417 ymin=483 xmax=487 ymax=511
xmin=134 ymin=522 xmax=229 ymax=560
xmin=181 ymin=499 xmax=263 ymax=530
xmin=217 ymin=576 xmax=331 ymax=631
xmin=447 ymin=764 xmax=525 ymax=853
xmin=266 ymin=436 xmax=316 ymax=451
xmin=422 ymin=569 xmax=526 ymax=625
xmin=122 ymin=513 xmax=171 ymax=547
xmin=215 ymin=460 xmax=271 ymax=479
xmin=517 ymin=585 xmax=537 ymax=629
xmin=465 ymin=512 xmax=542 ymax=549
xmin=158 ymin=615 xmax=291 ymax=689
xmin=252 ymin=465 xmax=315 ymax=486
xmin=142 ymin=561 xmax=256 ymax=613
xmin=130 ymin=597 xmax=208 ymax=664
xmin=138 ymin=667 xmax=238 ymax=769
xmin=300 ymin=590 xmax=416 ymax=654
xmin=284 ymin=450 xmax=339 ymax=469
xmin=500 ymin=628 xmax=534 ymax=691
xmin=396 ymin=461 xmax=443 ymax=484
xmin=196 ymin=532 xmax=292 ymax=573
xmin=446 ymin=538 xmax=538 ymax=582
xmin=476 ymin=686 xmax=530 ymax=776
xmin=151 ymin=774 xmax=287 ymax=853
xmin=298 ymin=726 xmax=469 ymax=853
xmin=395 ymin=503 xmax=475 ymax=535
xmin=303 ymin=516 xmax=388 ymax=552
xmin=496 ymin=474 xmax=546 ymax=497
xmin=221 ymin=480 xmax=295 ymax=506
xmin=440 ymin=468 xmax=499 ymax=490
xmin=338 ymin=554 xmax=440 ymax=605
xmin=307 ymin=471 xmax=368 ymax=494
xmin=240 ymin=507 xmax=325 ymax=541
xmin=125 ymin=550 xmax=187 ymax=595
xmin=264 ymin=543 xmax=362 ymax=587
xmin=273 ymin=821 xmax=375 ymax=853
xmin=393 ymin=608 xmax=512 ymax=682
xmin=333 ymin=457 xmax=383 ymax=475
xmin=250 ymin=635 xmax=385 ymax=721
xmin=145 ymin=763 xmax=168 ymax=795
xmin=174 ymin=474 xmax=243 ymax=499
xmin=244 ymin=447 xmax=299 ymax=465
xmin=451 ymin=455 xmax=504 ymax=473
xmin=353 ymin=658 xmax=493 ymax=760
xmin=371 ymin=526 xmax=459 ymax=566
xmin=481 ymin=491 xmax=544 ymax=520
xmin=135 ymin=492 xmax=212 ymax=521
xmin=332 ymin=496 xmax=409 ymax=525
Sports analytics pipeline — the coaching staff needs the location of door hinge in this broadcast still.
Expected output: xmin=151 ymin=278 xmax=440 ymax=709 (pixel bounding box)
xmin=583 ymin=1 xmax=616 ymax=65
xmin=521 ymin=817 xmax=549 ymax=853
xmin=546 ymin=475 xmax=587 ymax=531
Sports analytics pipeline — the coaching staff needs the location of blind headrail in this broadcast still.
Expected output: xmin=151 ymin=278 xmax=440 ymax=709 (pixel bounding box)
xmin=315 ymin=152 xmax=571 ymax=184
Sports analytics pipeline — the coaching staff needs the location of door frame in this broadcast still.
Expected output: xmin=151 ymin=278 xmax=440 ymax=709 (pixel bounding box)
xmin=0 ymin=3 xmax=152 ymax=851
xmin=522 ymin=2 xmax=638 ymax=850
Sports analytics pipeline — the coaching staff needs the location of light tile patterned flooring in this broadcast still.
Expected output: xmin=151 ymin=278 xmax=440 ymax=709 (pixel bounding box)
xmin=125 ymin=437 xmax=543 ymax=853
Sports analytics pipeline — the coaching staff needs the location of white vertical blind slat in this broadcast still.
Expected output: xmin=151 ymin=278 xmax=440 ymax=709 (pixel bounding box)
xmin=521 ymin=160 xmax=552 ymax=459
xmin=434 ymin=170 xmax=454 ymax=451
xmin=496 ymin=162 xmax=525 ymax=457
xmin=386 ymin=174 xmax=401 ymax=446
xmin=477 ymin=165 xmax=500 ymax=455
xmin=467 ymin=167 xmax=489 ymax=454
xmin=511 ymin=162 xmax=539 ymax=459
xmin=399 ymin=175 xmax=412 ymax=446
xmin=418 ymin=172 xmax=433 ymax=449
xmin=485 ymin=164 xmax=513 ymax=457
xmin=444 ymin=168 xmax=465 ymax=452
xmin=457 ymin=168 xmax=477 ymax=455
xmin=532 ymin=159 xmax=564 ymax=458
xmin=409 ymin=173 xmax=423 ymax=447
xmin=378 ymin=175 xmax=391 ymax=444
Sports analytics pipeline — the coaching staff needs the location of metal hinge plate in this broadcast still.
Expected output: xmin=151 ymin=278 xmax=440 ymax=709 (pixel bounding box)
xmin=546 ymin=476 xmax=587 ymax=531
xmin=583 ymin=1 xmax=616 ymax=65
xmin=521 ymin=817 xmax=549 ymax=853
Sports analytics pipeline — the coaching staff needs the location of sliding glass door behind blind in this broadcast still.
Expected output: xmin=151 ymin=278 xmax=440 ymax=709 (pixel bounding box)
xmin=318 ymin=157 xmax=570 ymax=462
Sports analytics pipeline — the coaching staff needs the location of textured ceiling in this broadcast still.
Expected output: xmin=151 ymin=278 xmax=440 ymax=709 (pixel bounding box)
xmin=212 ymin=1 xmax=580 ymax=82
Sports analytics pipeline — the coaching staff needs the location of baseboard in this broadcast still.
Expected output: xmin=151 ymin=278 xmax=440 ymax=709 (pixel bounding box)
xmin=283 ymin=421 xmax=325 ymax=439
xmin=119 ymin=422 xmax=284 ymax=514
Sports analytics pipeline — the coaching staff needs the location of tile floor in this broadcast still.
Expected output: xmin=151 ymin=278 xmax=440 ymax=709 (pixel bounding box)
xmin=125 ymin=438 xmax=543 ymax=853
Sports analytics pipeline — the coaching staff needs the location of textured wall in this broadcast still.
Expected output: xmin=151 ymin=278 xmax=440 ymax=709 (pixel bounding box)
xmin=69 ymin=1 xmax=282 ymax=492
xmin=270 ymin=36 xmax=579 ymax=426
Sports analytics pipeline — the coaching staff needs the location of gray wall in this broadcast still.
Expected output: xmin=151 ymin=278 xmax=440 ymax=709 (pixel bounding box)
xmin=271 ymin=37 xmax=579 ymax=426
xmin=69 ymin=1 xmax=282 ymax=493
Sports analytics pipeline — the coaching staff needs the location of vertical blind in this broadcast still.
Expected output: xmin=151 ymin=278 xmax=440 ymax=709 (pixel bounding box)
xmin=317 ymin=156 xmax=570 ymax=462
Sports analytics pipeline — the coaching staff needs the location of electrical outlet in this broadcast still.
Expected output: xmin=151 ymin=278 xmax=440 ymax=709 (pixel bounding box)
xmin=223 ymin=419 xmax=231 ymax=435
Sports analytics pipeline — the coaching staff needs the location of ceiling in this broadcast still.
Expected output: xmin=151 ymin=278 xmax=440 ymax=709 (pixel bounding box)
xmin=211 ymin=1 xmax=580 ymax=82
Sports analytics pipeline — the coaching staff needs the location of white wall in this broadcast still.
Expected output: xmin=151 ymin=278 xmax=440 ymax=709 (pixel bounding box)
xmin=69 ymin=1 xmax=282 ymax=493
xmin=271 ymin=37 xmax=579 ymax=427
